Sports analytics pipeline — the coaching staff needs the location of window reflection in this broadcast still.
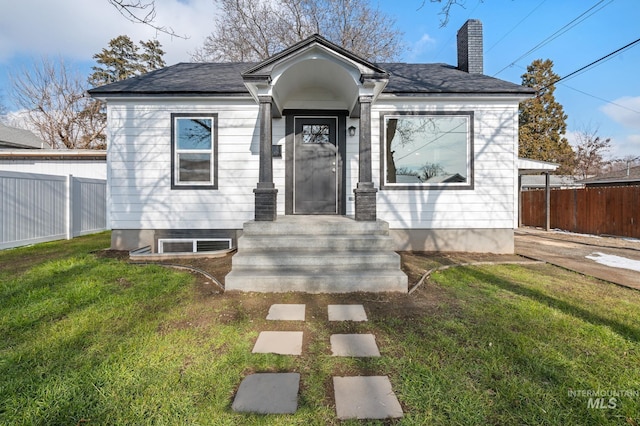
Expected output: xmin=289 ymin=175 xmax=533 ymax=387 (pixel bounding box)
xmin=385 ymin=115 xmax=469 ymax=186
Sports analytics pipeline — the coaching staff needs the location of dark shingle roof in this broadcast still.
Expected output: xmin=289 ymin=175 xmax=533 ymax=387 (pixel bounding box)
xmin=381 ymin=63 xmax=533 ymax=95
xmin=88 ymin=62 xmax=534 ymax=97
xmin=89 ymin=63 xmax=253 ymax=96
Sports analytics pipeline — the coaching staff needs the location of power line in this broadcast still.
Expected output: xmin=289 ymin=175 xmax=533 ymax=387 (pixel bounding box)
xmin=493 ymin=0 xmax=612 ymax=77
xmin=512 ymin=63 xmax=640 ymax=114
xmin=545 ymin=37 xmax=640 ymax=90
xmin=559 ymin=83 xmax=640 ymax=114
xmin=487 ymin=0 xmax=547 ymax=53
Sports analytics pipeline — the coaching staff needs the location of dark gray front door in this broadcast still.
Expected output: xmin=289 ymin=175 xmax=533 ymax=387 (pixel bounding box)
xmin=294 ymin=117 xmax=338 ymax=214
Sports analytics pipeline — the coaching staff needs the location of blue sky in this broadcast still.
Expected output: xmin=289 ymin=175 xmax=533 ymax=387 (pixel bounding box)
xmin=1 ymin=0 xmax=638 ymax=158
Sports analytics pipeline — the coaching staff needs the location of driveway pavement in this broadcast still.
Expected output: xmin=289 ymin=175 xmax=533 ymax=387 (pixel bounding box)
xmin=515 ymin=228 xmax=640 ymax=290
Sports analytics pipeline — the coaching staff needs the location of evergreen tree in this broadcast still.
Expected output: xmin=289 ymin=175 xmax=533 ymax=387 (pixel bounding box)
xmin=88 ymin=35 xmax=166 ymax=145
xmin=519 ymin=59 xmax=574 ymax=174
xmin=89 ymin=35 xmax=165 ymax=87
xmin=140 ymin=39 xmax=166 ymax=71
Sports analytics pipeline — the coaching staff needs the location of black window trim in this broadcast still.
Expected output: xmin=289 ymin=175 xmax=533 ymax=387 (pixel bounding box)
xmin=171 ymin=112 xmax=218 ymax=190
xmin=379 ymin=110 xmax=474 ymax=191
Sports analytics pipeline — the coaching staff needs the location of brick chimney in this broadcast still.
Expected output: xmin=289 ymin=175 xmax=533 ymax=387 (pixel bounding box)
xmin=457 ymin=19 xmax=483 ymax=74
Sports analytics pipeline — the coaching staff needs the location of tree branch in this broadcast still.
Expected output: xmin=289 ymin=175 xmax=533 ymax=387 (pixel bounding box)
xmin=108 ymin=0 xmax=188 ymax=39
xmin=417 ymin=0 xmax=470 ymax=27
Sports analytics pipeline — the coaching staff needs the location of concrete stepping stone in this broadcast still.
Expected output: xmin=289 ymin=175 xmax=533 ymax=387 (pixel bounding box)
xmin=333 ymin=376 xmax=403 ymax=420
xmin=330 ymin=334 xmax=380 ymax=357
xmin=232 ymin=373 xmax=300 ymax=414
xmin=252 ymin=331 xmax=303 ymax=355
xmin=328 ymin=304 xmax=367 ymax=321
xmin=266 ymin=304 xmax=305 ymax=321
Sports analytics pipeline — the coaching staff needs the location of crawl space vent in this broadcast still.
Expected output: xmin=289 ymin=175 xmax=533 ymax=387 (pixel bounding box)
xmin=158 ymin=238 xmax=232 ymax=254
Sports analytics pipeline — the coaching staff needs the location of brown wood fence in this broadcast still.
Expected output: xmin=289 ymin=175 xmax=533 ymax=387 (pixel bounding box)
xmin=521 ymin=185 xmax=640 ymax=239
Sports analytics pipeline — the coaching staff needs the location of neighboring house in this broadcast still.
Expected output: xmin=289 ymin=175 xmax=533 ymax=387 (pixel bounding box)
xmin=89 ymin=20 xmax=535 ymax=260
xmin=579 ymin=165 xmax=640 ymax=187
xmin=0 ymin=123 xmax=106 ymax=179
xmin=0 ymin=123 xmax=50 ymax=150
xmin=0 ymin=150 xmax=107 ymax=179
xmin=521 ymin=175 xmax=582 ymax=190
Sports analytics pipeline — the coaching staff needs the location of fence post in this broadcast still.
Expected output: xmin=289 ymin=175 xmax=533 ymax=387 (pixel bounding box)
xmin=518 ymin=174 xmax=522 ymax=228
xmin=545 ymin=172 xmax=551 ymax=231
xmin=66 ymin=174 xmax=73 ymax=240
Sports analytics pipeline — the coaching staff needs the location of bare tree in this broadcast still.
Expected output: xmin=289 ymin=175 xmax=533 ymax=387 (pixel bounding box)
xmin=572 ymin=125 xmax=611 ymax=179
xmin=192 ymin=0 xmax=404 ymax=62
xmin=605 ymin=155 xmax=640 ymax=175
xmin=107 ymin=0 xmax=187 ymax=39
xmin=0 ymin=96 xmax=7 ymax=122
xmin=418 ymin=0 xmax=470 ymax=27
xmin=10 ymin=57 xmax=105 ymax=149
xmin=419 ymin=162 xmax=446 ymax=180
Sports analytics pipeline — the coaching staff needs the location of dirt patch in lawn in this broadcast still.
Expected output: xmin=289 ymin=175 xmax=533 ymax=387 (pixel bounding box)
xmin=96 ymin=249 xmax=528 ymax=333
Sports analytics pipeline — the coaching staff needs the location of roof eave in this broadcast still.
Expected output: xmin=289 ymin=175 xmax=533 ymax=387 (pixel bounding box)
xmin=89 ymin=91 xmax=251 ymax=100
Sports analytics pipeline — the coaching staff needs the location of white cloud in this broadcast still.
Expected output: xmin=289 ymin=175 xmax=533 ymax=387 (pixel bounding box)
xmin=0 ymin=0 xmax=217 ymax=65
xmin=600 ymin=96 xmax=640 ymax=130
xmin=608 ymin=134 xmax=640 ymax=158
xmin=407 ymin=33 xmax=436 ymax=62
xmin=565 ymin=130 xmax=580 ymax=148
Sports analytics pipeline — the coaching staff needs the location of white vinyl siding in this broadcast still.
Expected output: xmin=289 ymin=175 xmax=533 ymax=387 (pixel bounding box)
xmin=372 ymin=98 xmax=520 ymax=230
xmin=106 ymin=96 xmax=520 ymax=233
xmin=106 ymin=99 xmax=265 ymax=230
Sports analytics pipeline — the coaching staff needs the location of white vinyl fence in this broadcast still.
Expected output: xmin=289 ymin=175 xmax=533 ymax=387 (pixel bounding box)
xmin=0 ymin=171 xmax=107 ymax=250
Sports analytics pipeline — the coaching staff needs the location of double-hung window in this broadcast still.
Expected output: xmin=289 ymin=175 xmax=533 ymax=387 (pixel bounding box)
xmin=381 ymin=111 xmax=473 ymax=190
xmin=171 ymin=113 xmax=217 ymax=189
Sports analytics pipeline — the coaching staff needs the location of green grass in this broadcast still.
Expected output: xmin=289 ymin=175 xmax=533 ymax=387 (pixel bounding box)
xmin=1 ymin=233 xmax=639 ymax=425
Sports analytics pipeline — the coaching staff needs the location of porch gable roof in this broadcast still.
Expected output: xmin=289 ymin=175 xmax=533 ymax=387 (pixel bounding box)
xmin=241 ymin=34 xmax=388 ymax=80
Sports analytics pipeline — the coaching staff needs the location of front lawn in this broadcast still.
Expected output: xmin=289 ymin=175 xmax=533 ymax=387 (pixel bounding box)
xmin=0 ymin=233 xmax=638 ymax=425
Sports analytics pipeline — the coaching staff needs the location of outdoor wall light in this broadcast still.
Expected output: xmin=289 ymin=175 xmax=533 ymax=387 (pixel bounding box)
xmin=348 ymin=126 xmax=357 ymax=137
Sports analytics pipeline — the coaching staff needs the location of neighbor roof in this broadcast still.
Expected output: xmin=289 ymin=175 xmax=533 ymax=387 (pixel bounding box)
xmin=0 ymin=123 xmax=50 ymax=149
xmin=579 ymin=165 xmax=640 ymax=186
xmin=88 ymin=62 xmax=534 ymax=97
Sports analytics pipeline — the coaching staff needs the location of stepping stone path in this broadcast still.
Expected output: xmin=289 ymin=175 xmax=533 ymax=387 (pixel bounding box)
xmin=328 ymin=304 xmax=368 ymax=321
xmin=231 ymin=303 xmax=403 ymax=420
xmin=330 ymin=333 xmax=380 ymax=357
xmin=232 ymin=373 xmax=300 ymax=414
xmin=252 ymin=331 xmax=303 ymax=355
xmin=266 ymin=303 xmax=306 ymax=321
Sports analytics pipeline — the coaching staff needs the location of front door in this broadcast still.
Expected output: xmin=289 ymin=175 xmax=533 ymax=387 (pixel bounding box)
xmin=294 ymin=117 xmax=338 ymax=214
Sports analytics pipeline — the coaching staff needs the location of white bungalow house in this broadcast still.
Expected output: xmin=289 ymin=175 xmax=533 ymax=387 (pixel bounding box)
xmin=89 ymin=20 xmax=535 ymax=293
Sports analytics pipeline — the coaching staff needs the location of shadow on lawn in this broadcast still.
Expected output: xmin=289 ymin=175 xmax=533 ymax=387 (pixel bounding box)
xmin=459 ymin=266 xmax=640 ymax=342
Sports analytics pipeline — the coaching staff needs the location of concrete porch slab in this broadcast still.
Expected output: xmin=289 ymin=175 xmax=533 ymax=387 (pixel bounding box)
xmin=330 ymin=334 xmax=380 ymax=357
xmin=252 ymin=331 xmax=303 ymax=355
xmin=266 ymin=304 xmax=306 ymax=321
xmin=232 ymin=373 xmax=300 ymax=414
xmin=328 ymin=304 xmax=367 ymax=321
xmin=333 ymin=376 xmax=403 ymax=420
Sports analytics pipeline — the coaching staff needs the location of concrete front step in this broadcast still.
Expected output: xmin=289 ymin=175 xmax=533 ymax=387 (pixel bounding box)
xmin=238 ymin=235 xmax=395 ymax=251
xmin=224 ymin=270 xmax=408 ymax=293
xmin=242 ymin=217 xmax=389 ymax=236
xmin=232 ymin=250 xmax=401 ymax=271
xmin=226 ymin=215 xmax=408 ymax=293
